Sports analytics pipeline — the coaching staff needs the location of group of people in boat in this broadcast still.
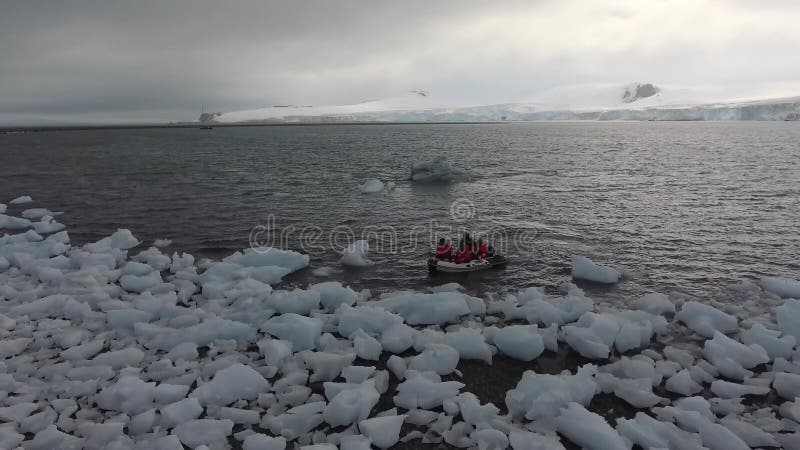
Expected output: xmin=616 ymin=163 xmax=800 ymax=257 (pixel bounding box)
xmin=435 ymin=233 xmax=495 ymax=264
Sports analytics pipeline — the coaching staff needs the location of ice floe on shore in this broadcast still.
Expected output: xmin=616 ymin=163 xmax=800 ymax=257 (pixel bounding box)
xmin=2 ymin=200 xmax=800 ymax=448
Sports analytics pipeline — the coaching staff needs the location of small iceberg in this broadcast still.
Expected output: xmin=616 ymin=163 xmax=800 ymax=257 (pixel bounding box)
xmin=410 ymin=157 xmax=469 ymax=183
xmin=340 ymin=240 xmax=374 ymax=267
xmin=571 ymin=255 xmax=621 ymax=284
xmin=357 ymin=178 xmax=395 ymax=194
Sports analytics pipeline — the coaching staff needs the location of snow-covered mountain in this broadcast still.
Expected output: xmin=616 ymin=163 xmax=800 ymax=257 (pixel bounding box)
xmin=212 ymin=84 xmax=800 ymax=123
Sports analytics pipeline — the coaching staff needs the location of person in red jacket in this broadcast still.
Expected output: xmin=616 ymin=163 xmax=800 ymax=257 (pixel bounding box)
xmin=454 ymin=242 xmax=473 ymax=264
xmin=435 ymin=238 xmax=452 ymax=261
xmin=476 ymin=238 xmax=489 ymax=259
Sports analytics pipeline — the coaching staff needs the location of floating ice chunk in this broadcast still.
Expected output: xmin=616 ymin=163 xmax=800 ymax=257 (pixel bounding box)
xmin=444 ymin=327 xmax=493 ymax=363
xmin=634 ymin=292 xmax=675 ymax=315
xmin=710 ymin=379 xmax=770 ymax=398
xmin=303 ymin=351 xmax=356 ymax=382
xmin=777 ymin=298 xmax=800 ymax=340
xmin=268 ymin=288 xmax=321 ymax=315
xmin=506 ymin=365 xmax=597 ymax=420
xmin=359 ymin=414 xmax=406 ymax=449
xmin=218 ymin=406 xmax=260 ymax=424
xmin=555 ymin=402 xmax=628 ymax=450
xmin=262 ymin=313 xmax=322 ymax=351
xmin=21 ymin=208 xmax=59 ymax=220
xmin=92 ymin=348 xmax=145 ymax=369
xmin=663 ymin=346 xmax=695 ymax=368
xmin=340 ymin=240 xmax=374 ymax=267
xmin=142 ymin=318 xmax=256 ymax=351
xmin=107 ymin=308 xmax=154 ymax=329
xmin=312 ymin=266 xmax=333 ymax=277
xmin=337 ymin=304 xmax=403 ymax=337
xmin=0 ymin=337 xmax=32 ymax=358
xmin=601 ymin=356 xmax=662 ymax=385
xmin=357 ymin=178 xmax=385 ymax=193
xmin=616 ymin=411 xmax=701 ymax=450
xmin=408 ymin=343 xmax=460 ymax=375
xmin=375 ymin=291 xmax=472 ymax=325
xmin=259 ymin=338 xmax=293 ymax=368
xmin=741 ymin=323 xmax=795 ymax=360
xmin=675 ymin=301 xmax=738 ymax=337
xmin=133 ymin=246 xmax=172 ymax=270
xmin=522 ymin=290 xmax=594 ymax=326
xmin=353 ymin=330 xmax=382 ymax=360
xmin=774 ymin=372 xmax=800 ymax=399
xmin=571 ymin=255 xmax=621 ymax=284
xmin=0 ymin=214 xmax=32 ymax=229
xmin=0 ymin=426 xmax=24 ymax=449
xmin=224 ymin=247 xmax=309 ymax=272
xmin=243 ymin=434 xmax=287 ymax=450
xmin=410 ymin=157 xmax=468 ymax=183
xmin=25 ymin=425 xmax=83 ymax=450
xmin=563 ymin=312 xmax=619 ymax=359
xmin=492 ymin=325 xmax=545 ymax=361
xmin=762 ymin=276 xmax=800 ymax=299
xmin=62 ymin=338 xmax=105 ymax=360
xmin=394 ymin=372 xmax=464 ymax=409
xmin=96 ymin=376 xmax=156 ymax=415
xmin=665 ymin=369 xmax=703 ymax=396
xmin=0 ymin=402 xmax=38 ymax=422
xmin=160 ymin=398 xmax=203 ymax=428
xmin=120 ymin=271 xmax=163 ymax=293
xmin=719 ymin=415 xmax=780 ymax=447
xmin=508 ymin=431 xmax=566 ymax=450
xmin=610 ymin=377 xmax=664 ymax=408
xmin=192 ymin=363 xmax=270 ymax=406
xmin=387 ymin=355 xmax=407 ymax=379
xmin=323 ymin=379 xmax=380 ymax=427
xmin=455 ymin=392 xmax=499 ymax=426
xmin=9 ymin=195 xmax=33 ymax=204
xmin=173 ymin=419 xmax=233 ymax=448
xmin=380 ymin=323 xmax=416 ymax=353
xmin=153 ymin=239 xmax=172 ymax=247
xmin=704 ymin=331 xmax=769 ymax=378
xmin=263 ymin=402 xmax=325 ymax=440
xmin=33 ymin=216 xmax=66 ymax=234
xmin=0 ymin=203 xmax=5 ymax=213
xmin=310 ymin=281 xmax=358 ymax=310
xmin=470 ymin=428 xmax=508 ymax=449
xmin=340 ymin=434 xmax=372 ymax=450
xmin=697 ymin=419 xmax=749 ymax=450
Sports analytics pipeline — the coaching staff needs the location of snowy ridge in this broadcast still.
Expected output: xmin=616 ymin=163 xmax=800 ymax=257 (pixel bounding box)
xmin=3 ymin=200 xmax=800 ymax=448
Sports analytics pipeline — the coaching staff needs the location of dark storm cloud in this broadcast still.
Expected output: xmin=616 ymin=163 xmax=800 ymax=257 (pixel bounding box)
xmin=1 ymin=0 xmax=799 ymax=124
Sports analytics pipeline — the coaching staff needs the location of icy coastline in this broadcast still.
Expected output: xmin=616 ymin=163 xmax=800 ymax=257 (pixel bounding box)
xmin=2 ymin=201 xmax=800 ymax=449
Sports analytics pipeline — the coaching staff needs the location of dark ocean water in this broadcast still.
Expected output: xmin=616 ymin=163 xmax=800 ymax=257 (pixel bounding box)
xmin=2 ymin=122 xmax=799 ymax=304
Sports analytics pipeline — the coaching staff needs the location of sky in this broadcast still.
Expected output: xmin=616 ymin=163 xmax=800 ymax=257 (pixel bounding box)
xmin=1 ymin=0 xmax=800 ymax=125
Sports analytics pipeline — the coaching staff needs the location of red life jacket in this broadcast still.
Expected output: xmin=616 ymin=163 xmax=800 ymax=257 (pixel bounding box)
xmin=455 ymin=246 xmax=473 ymax=263
xmin=435 ymin=243 xmax=452 ymax=259
xmin=477 ymin=243 xmax=489 ymax=259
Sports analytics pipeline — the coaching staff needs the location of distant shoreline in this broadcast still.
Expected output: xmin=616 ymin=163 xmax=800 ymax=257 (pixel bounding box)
xmin=0 ymin=121 xmax=513 ymax=133
xmin=3 ymin=119 xmax=797 ymax=134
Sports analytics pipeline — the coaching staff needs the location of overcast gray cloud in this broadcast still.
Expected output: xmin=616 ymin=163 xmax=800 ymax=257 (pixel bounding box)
xmin=1 ymin=0 xmax=799 ymax=125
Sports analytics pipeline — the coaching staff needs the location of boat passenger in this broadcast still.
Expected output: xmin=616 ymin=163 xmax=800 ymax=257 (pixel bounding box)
xmin=454 ymin=242 xmax=473 ymax=264
xmin=435 ymin=238 xmax=453 ymax=261
xmin=476 ymin=239 xmax=489 ymax=259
